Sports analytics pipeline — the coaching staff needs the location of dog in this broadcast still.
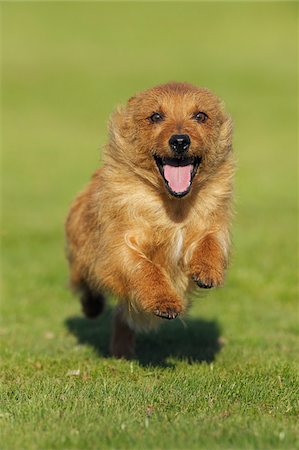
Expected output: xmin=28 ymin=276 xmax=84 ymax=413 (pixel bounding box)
xmin=65 ymin=82 xmax=234 ymax=359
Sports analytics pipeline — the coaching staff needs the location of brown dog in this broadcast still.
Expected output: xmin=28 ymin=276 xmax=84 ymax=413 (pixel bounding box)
xmin=65 ymin=82 xmax=234 ymax=358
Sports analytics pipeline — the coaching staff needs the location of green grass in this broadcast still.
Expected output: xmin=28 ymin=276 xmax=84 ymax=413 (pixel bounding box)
xmin=1 ymin=2 xmax=298 ymax=449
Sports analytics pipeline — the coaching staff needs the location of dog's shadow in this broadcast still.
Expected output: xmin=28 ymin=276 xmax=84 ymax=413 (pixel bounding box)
xmin=65 ymin=307 xmax=222 ymax=367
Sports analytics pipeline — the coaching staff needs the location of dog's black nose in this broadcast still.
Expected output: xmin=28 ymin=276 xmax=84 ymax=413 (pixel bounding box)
xmin=169 ymin=134 xmax=191 ymax=154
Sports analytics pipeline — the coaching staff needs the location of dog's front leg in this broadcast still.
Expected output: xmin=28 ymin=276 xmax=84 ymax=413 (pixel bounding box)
xmin=190 ymin=233 xmax=228 ymax=289
xmin=110 ymin=252 xmax=183 ymax=359
xmin=127 ymin=253 xmax=184 ymax=320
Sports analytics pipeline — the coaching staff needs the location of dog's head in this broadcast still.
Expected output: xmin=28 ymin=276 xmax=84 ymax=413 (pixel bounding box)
xmin=107 ymin=82 xmax=233 ymax=198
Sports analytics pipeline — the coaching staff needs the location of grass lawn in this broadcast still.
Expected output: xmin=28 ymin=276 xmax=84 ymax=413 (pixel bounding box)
xmin=1 ymin=2 xmax=298 ymax=449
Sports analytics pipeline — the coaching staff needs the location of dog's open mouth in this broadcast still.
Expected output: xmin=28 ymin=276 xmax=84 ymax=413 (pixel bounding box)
xmin=154 ymin=155 xmax=201 ymax=197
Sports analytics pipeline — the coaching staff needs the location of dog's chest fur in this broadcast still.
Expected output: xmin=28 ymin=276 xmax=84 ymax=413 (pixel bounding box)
xmin=135 ymin=220 xmax=189 ymax=279
xmin=170 ymin=228 xmax=184 ymax=265
xmin=116 ymin=187 xmax=202 ymax=295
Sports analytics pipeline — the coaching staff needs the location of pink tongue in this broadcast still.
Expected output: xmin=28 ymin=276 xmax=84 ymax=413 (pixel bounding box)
xmin=163 ymin=164 xmax=193 ymax=193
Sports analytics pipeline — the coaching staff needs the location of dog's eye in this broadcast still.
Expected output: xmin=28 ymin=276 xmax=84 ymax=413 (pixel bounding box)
xmin=149 ymin=112 xmax=164 ymax=123
xmin=194 ymin=112 xmax=208 ymax=123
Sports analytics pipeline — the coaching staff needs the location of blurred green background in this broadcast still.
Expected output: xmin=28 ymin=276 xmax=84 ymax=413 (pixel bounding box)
xmin=1 ymin=2 xmax=298 ymax=450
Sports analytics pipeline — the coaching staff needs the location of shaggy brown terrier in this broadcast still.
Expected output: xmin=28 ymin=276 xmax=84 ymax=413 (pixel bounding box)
xmin=65 ymin=82 xmax=234 ymax=359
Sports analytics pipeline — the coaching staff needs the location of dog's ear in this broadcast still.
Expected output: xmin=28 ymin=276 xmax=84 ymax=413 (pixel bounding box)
xmin=108 ymin=104 xmax=135 ymax=151
xmin=108 ymin=106 xmax=127 ymax=148
xmin=128 ymin=95 xmax=136 ymax=104
xmin=218 ymin=111 xmax=233 ymax=156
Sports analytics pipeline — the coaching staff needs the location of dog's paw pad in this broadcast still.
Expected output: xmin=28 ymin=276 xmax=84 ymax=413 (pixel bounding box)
xmin=154 ymin=308 xmax=179 ymax=320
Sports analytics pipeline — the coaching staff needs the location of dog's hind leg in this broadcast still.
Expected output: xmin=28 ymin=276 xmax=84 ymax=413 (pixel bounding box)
xmin=78 ymin=280 xmax=106 ymax=319
xmin=110 ymin=305 xmax=136 ymax=359
xmin=67 ymin=257 xmax=105 ymax=318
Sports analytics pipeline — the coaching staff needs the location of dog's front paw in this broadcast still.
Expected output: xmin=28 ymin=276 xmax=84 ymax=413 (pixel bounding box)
xmin=192 ymin=275 xmax=213 ymax=289
xmin=192 ymin=265 xmax=224 ymax=289
xmin=150 ymin=296 xmax=183 ymax=320
xmin=154 ymin=306 xmax=179 ymax=320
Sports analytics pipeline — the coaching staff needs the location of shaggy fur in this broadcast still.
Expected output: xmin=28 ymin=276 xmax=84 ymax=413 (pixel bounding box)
xmin=65 ymin=82 xmax=235 ymax=358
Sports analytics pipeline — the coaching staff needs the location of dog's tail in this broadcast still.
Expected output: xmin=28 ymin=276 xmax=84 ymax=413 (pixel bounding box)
xmin=79 ymin=281 xmax=105 ymax=319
